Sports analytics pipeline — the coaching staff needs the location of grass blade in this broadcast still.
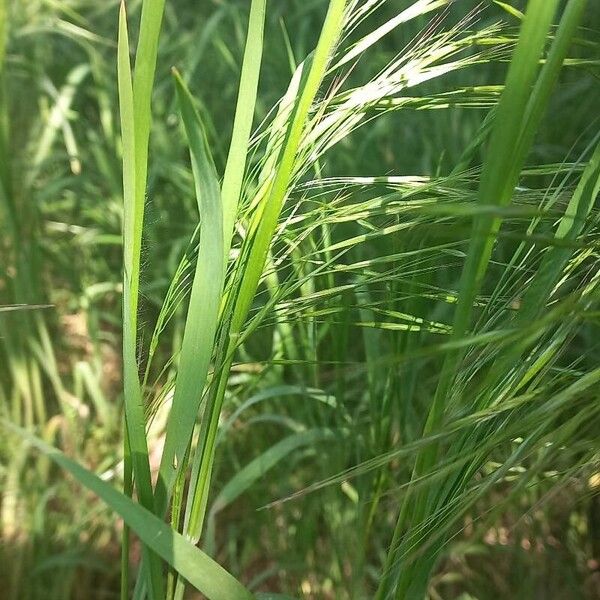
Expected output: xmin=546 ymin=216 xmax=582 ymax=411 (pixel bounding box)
xmin=487 ymin=135 xmax=600 ymax=388
xmin=132 ymin=0 xmax=166 ymax=312
xmin=520 ymin=138 xmax=600 ymax=309
xmin=154 ymin=70 xmax=225 ymax=515
xmin=180 ymin=0 xmax=348 ymax=554
xmin=376 ymin=0 xmax=572 ymax=596
xmin=221 ymin=0 xmax=267 ymax=262
xmin=118 ymin=3 xmax=164 ymax=597
xmin=232 ymin=0 xmax=347 ymax=334
xmin=445 ymin=0 xmax=561 ymax=367
xmin=2 ymin=420 xmax=254 ymax=600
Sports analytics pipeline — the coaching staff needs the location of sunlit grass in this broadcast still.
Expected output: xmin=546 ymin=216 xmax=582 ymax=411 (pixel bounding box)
xmin=1 ymin=0 xmax=599 ymax=598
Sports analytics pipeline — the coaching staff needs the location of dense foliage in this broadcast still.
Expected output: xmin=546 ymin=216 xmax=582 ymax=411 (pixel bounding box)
xmin=1 ymin=0 xmax=599 ymax=598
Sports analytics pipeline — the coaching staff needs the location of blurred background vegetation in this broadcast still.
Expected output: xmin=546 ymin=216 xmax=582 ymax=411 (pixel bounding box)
xmin=0 ymin=0 xmax=599 ymax=598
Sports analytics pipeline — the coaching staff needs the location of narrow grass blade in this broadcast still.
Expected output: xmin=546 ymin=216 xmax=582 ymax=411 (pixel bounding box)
xmin=205 ymin=428 xmax=336 ymax=550
xmin=428 ymin=0 xmax=587 ymax=428
xmin=488 ymin=136 xmax=600 ymax=386
xmin=154 ymin=70 xmax=224 ymax=515
xmin=221 ymin=0 xmax=267 ymax=261
xmin=232 ymin=0 xmax=347 ymax=334
xmin=131 ymin=0 xmax=166 ymax=315
xmin=0 ymin=0 xmax=9 ymax=204
xmin=446 ymin=0 xmax=561 ymax=364
xmin=520 ymin=138 xmax=600 ymax=308
xmin=415 ymin=0 xmax=589 ymax=464
xmin=376 ymin=0 xmax=570 ymax=596
xmin=2 ymin=420 xmax=254 ymax=600
xmin=0 ymin=304 xmax=52 ymax=312
xmin=180 ymin=0 xmax=348 ymax=555
xmin=118 ymin=4 xmax=164 ymax=598
xmin=30 ymin=65 xmax=89 ymax=186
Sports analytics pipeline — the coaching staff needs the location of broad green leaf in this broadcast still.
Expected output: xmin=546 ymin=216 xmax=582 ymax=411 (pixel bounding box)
xmin=154 ymin=70 xmax=224 ymax=515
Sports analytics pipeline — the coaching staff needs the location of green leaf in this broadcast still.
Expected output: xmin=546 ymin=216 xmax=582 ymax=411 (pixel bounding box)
xmin=180 ymin=0 xmax=348 ymax=557
xmin=375 ymin=0 xmax=584 ymax=596
xmin=1 ymin=420 xmax=254 ymax=600
xmin=132 ymin=0 xmax=167 ymax=306
xmin=118 ymin=3 xmax=163 ymax=597
xmin=221 ymin=0 xmax=267 ymax=262
xmin=154 ymin=70 xmax=225 ymax=515
xmin=206 ymin=428 xmax=336 ymax=551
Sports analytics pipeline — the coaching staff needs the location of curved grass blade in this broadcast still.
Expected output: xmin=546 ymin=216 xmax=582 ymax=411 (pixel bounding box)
xmin=154 ymin=70 xmax=224 ymax=516
xmin=205 ymin=428 xmax=336 ymax=551
xmin=485 ymin=136 xmax=600 ymax=393
xmin=519 ymin=138 xmax=600 ymax=313
xmin=431 ymin=0 xmax=563 ymax=411
xmin=232 ymin=0 xmax=347 ymax=336
xmin=375 ymin=0 xmax=581 ymax=596
xmin=180 ymin=0 xmax=348 ymax=559
xmin=1 ymin=420 xmax=254 ymax=600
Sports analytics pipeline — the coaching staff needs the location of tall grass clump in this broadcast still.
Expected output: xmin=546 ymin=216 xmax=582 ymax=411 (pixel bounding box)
xmin=2 ymin=0 xmax=599 ymax=598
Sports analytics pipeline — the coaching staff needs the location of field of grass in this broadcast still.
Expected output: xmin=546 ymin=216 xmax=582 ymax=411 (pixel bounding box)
xmin=1 ymin=0 xmax=599 ymax=598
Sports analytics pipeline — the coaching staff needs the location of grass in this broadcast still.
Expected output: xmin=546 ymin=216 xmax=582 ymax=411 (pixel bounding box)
xmin=377 ymin=1 xmax=590 ymax=596
xmin=1 ymin=0 xmax=600 ymax=598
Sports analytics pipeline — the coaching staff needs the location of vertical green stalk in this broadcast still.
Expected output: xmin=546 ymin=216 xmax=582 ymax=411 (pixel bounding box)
xmin=154 ymin=0 xmax=267 ymax=517
xmin=132 ymin=3 xmax=266 ymax=595
xmin=132 ymin=0 xmax=167 ymax=319
xmin=428 ymin=0 xmax=562 ymax=427
xmin=118 ymin=1 xmax=166 ymax=597
xmin=179 ymin=0 xmax=348 ymax=569
xmin=220 ymin=0 xmax=267 ymax=262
